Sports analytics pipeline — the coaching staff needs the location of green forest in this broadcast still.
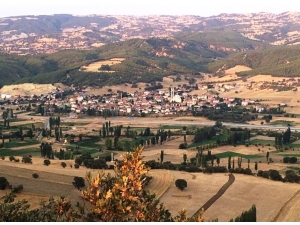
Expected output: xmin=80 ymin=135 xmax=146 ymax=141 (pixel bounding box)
xmin=1 ymin=29 xmax=300 ymax=88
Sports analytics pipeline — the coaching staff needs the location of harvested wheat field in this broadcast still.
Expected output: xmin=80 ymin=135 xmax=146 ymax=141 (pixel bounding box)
xmin=203 ymin=174 xmax=300 ymax=222
xmin=0 ymin=157 xmax=101 ymax=178
xmin=141 ymin=148 xmax=196 ymax=164
xmin=85 ymin=82 xmax=147 ymax=95
xmin=145 ymin=169 xmax=174 ymax=199
xmin=81 ymin=58 xmax=125 ymax=72
xmin=159 ymin=171 xmax=229 ymax=218
xmin=201 ymin=65 xmax=251 ymax=83
xmin=112 ymin=137 xmax=197 ymax=164
xmin=273 ymin=189 xmax=300 ymax=222
xmin=211 ymin=145 xmax=273 ymax=155
xmin=0 ymin=83 xmax=66 ymax=96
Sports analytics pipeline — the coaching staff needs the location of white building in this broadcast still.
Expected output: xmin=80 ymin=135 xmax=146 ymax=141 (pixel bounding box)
xmin=1 ymin=94 xmax=11 ymax=99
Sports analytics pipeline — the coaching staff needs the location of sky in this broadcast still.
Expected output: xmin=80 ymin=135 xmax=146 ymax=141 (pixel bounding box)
xmin=1 ymin=0 xmax=300 ymax=17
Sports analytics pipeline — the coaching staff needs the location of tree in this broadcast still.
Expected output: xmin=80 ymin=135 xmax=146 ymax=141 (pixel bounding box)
xmin=238 ymin=157 xmax=242 ymax=169
xmin=72 ymin=176 xmax=85 ymax=190
xmin=22 ymin=156 xmax=32 ymax=164
xmin=109 ymin=127 xmax=114 ymax=136
xmin=27 ymin=128 xmax=33 ymax=139
xmin=32 ymin=173 xmax=39 ymax=179
xmin=160 ymin=150 xmax=164 ymax=164
xmin=247 ymin=159 xmax=250 ymax=169
xmin=230 ymin=205 xmax=256 ymax=222
xmin=216 ymin=157 xmax=220 ymax=166
xmin=102 ymin=124 xmax=106 ymax=138
xmin=179 ymin=143 xmax=187 ymax=149
xmin=105 ymin=138 xmax=112 ymax=150
xmin=44 ymin=159 xmax=51 ymax=166
xmin=2 ymin=111 xmax=8 ymax=127
xmin=175 ymin=179 xmax=187 ymax=191
xmin=183 ymin=153 xmax=187 ymax=164
xmin=266 ymin=151 xmax=269 ymax=162
xmin=254 ymin=162 xmax=258 ymax=172
xmin=0 ymin=177 xmax=9 ymax=190
xmin=114 ymin=136 xmax=119 ymax=149
xmin=228 ymin=156 xmax=231 ymax=170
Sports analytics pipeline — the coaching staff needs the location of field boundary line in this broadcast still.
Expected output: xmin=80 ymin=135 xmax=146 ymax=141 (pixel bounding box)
xmin=157 ymin=170 xmax=174 ymax=199
xmin=271 ymin=188 xmax=300 ymax=222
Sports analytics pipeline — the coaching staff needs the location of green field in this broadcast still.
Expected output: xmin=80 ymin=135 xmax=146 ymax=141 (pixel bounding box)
xmin=160 ymin=125 xmax=184 ymax=130
xmin=0 ymin=148 xmax=41 ymax=157
xmin=248 ymin=139 xmax=274 ymax=146
xmin=4 ymin=138 xmax=39 ymax=148
xmin=278 ymin=154 xmax=300 ymax=157
xmin=188 ymin=133 xmax=229 ymax=149
xmin=214 ymin=151 xmax=263 ymax=159
xmin=270 ymin=120 xmax=297 ymax=126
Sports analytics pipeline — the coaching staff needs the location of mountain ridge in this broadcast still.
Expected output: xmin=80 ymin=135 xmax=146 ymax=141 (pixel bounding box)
xmin=1 ymin=12 xmax=300 ymax=55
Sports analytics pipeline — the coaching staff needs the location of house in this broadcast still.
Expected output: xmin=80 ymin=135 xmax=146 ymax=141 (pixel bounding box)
xmin=1 ymin=94 xmax=11 ymax=99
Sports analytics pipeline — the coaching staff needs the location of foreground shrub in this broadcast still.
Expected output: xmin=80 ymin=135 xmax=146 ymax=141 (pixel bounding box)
xmin=9 ymin=156 xmax=15 ymax=162
xmin=1 ymin=156 xmax=5 ymax=160
xmin=72 ymin=176 xmax=85 ymax=189
xmin=12 ymin=184 xmax=23 ymax=193
xmin=0 ymin=177 xmax=9 ymax=190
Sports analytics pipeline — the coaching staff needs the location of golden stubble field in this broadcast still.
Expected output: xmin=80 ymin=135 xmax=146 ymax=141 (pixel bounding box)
xmin=0 ymin=83 xmax=67 ymax=96
xmin=81 ymin=58 xmax=125 ymax=72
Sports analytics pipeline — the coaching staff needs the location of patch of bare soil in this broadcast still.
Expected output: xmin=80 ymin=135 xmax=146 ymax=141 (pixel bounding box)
xmin=0 ymin=83 xmax=65 ymax=96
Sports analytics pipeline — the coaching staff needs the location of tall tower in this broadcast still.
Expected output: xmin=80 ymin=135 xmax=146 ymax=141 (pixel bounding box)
xmin=170 ymin=86 xmax=174 ymax=102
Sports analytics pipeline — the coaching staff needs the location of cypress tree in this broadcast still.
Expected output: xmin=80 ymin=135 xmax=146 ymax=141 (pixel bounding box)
xmin=228 ymin=156 xmax=231 ymax=170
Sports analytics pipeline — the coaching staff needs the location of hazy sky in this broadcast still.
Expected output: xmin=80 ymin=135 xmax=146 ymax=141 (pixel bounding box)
xmin=1 ymin=0 xmax=300 ymax=17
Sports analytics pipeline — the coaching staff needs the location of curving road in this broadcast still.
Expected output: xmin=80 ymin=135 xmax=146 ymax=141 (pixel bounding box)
xmin=192 ymin=173 xmax=235 ymax=218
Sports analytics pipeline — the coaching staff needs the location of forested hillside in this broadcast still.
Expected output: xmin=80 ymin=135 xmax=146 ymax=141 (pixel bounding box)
xmin=208 ymin=45 xmax=300 ymax=77
xmin=1 ymin=30 xmax=266 ymax=87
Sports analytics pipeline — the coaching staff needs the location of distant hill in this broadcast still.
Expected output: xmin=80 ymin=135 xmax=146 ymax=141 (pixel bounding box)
xmin=1 ymin=12 xmax=300 ymax=55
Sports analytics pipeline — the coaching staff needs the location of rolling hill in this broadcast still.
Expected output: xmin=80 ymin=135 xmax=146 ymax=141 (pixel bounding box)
xmin=208 ymin=44 xmax=300 ymax=77
xmin=0 ymin=30 xmax=266 ymax=87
